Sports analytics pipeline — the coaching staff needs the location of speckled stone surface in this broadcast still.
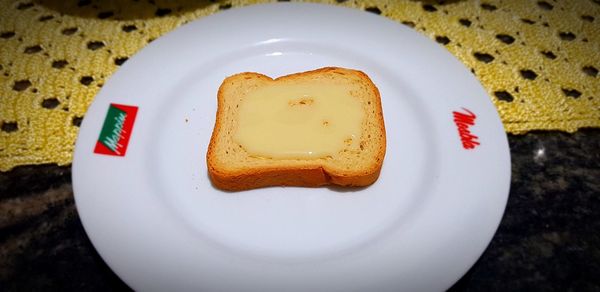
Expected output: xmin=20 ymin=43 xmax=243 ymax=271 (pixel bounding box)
xmin=1 ymin=130 xmax=599 ymax=291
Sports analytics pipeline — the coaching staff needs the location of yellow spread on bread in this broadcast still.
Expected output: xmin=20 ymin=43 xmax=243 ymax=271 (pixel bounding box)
xmin=234 ymin=83 xmax=364 ymax=159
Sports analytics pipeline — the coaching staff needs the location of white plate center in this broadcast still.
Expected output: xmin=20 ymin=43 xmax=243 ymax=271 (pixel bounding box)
xmin=147 ymin=40 xmax=437 ymax=260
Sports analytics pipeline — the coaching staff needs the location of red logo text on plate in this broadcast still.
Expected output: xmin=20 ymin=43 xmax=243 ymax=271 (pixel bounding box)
xmin=453 ymin=108 xmax=480 ymax=150
xmin=94 ymin=103 xmax=138 ymax=156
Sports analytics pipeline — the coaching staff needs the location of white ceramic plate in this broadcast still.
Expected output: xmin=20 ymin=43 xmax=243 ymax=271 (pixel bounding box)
xmin=73 ymin=3 xmax=510 ymax=291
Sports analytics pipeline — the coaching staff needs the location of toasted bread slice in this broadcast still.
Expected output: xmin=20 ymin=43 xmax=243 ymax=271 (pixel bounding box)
xmin=207 ymin=67 xmax=386 ymax=191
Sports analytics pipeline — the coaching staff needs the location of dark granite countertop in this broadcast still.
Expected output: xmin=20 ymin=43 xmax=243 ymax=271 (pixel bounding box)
xmin=1 ymin=129 xmax=599 ymax=291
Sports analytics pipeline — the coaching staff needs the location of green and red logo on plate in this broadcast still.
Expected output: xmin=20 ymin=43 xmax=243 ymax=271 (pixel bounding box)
xmin=94 ymin=103 xmax=138 ymax=156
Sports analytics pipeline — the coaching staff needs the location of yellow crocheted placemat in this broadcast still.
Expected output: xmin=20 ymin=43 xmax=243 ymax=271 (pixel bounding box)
xmin=1 ymin=0 xmax=599 ymax=171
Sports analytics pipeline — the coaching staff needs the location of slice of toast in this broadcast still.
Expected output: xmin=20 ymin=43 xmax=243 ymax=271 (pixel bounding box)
xmin=207 ymin=67 xmax=386 ymax=191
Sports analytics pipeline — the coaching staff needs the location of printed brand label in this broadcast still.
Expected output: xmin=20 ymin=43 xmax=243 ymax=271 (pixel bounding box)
xmin=94 ymin=103 xmax=138 ymax=156
xmin=453 ymin=108 xmax=480 ymax=150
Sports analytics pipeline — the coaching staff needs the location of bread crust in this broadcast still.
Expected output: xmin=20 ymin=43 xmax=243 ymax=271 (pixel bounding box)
xmin=206 ymin=67 xmax=386 ymax=191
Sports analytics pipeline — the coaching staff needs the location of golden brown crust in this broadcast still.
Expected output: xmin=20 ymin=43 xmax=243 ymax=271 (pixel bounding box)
xmin=207 ymin=164 xmax=384 ymax=192
xmin=206 ymin=67 xmax=386 ymax=191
